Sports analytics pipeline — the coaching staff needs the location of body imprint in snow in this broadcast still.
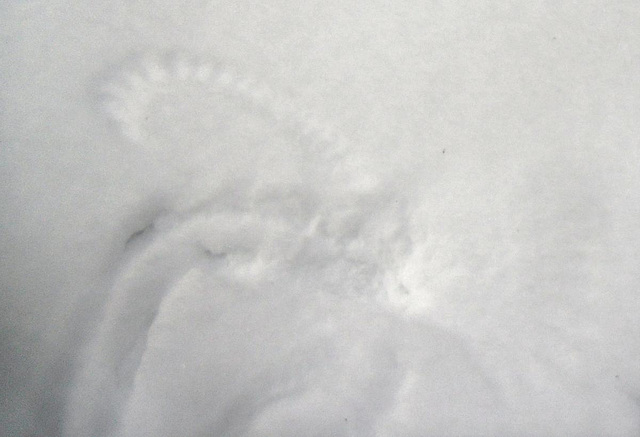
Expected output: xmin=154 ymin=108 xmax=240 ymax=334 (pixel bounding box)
xmin=64 ymin=51 xmax=415 ymax=437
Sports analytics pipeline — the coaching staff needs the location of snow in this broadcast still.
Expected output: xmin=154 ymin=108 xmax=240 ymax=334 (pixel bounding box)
xmin=1 ymin=1 xmax=639 ymax=436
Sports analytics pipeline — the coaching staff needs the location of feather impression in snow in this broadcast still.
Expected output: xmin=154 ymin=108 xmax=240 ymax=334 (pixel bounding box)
xmin=99 ymin=51 xmax=376 ymax=202
xmin=63 ymin=50 xmax=640 ymax=437
xmin=64 ymin=51 xmax=452 ymax=437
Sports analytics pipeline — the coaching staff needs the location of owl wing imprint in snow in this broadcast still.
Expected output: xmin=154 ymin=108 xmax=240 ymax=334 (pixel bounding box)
xmin=65 ymin=51 xmax=414 ymax=437
xmin=99 ymin=51 xmax=376 ymax=197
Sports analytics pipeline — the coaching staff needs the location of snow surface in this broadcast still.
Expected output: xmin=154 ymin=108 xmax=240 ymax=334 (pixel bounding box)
xmin=1 ymin=1 xmax=640 ymax=436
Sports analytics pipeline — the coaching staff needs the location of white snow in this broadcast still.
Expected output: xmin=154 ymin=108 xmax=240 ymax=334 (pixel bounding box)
xmin=1 ymin=1 xmax=639 ymax=436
